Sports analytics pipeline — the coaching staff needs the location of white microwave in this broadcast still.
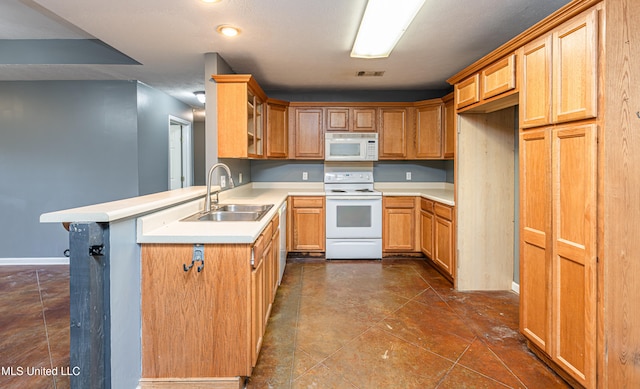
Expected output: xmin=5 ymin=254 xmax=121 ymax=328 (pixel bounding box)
xmin=325 ymin=132 xmax=378 ymax=161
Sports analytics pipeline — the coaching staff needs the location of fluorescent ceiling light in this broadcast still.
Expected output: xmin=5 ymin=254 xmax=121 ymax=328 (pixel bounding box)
xmin=351 ymin=0 xmax=426 ymax=58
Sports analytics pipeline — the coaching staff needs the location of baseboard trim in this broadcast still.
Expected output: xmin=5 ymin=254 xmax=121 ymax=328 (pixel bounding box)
xmin=0 ymin=257 xmax=69 ymax=266
xmin=512 ymin=281 xmax=520 ymax=294
xmin=138 ymin=377 xmax=243 ymax=389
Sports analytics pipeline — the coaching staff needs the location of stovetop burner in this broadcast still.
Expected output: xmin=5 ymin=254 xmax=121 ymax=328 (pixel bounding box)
xmin=331 ymin=189 xmax=347 ymax=193
xmin=355 ymin=188 xmax=374 ymax=193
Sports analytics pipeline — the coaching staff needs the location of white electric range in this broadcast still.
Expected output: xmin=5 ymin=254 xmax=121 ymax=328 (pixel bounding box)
xmin=324 ymin=168 xmax=382 ymax=259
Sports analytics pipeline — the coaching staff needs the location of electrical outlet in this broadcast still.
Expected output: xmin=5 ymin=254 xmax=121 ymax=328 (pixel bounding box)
xmin=220 ymin=176 xmax=226 ymax=188
xmin=238 ymin=173 xmax=243 ymax=184
xmin=406 ymin=172 xmax=412 ymax=181
xmin=302 ymin=171 xmax=308 ymax=181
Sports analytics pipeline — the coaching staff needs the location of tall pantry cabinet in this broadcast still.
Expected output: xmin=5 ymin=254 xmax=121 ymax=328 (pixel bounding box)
xmin=519 ymin=5 xmax=599 ymax=388
xmin=448 ymin=0 xmax=640 ymax=387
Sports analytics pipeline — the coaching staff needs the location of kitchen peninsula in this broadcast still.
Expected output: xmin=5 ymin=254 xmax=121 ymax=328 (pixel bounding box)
xmin=40 ymin=181 xmax=453 ymax=388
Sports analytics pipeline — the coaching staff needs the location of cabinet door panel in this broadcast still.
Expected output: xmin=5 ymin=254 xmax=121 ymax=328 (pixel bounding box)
xmin=455 ymin=74 xmax=480 ymax=109
xmin=420 ymin=210 xmax=434 ymax=259
xmin=326 ymin=108 xmax=349 ymax=131
xmin=292 ymin=207 xmax=325 ymax=251
xmin=481 ymin=54 xmax=516 ymax=100
xmin=520 ymin=35 xmax=552 ymax=128
xmin=383 ymin=208 xmax=415 ymax=251
xmin=415 ymin=104 xmax=443 ymax=159
xmin=519 ymin=129 xmax=552 ymax=352
xmin=552 ymin=9 xmax=598 ymax=124
xmin=293 ymin=108 xmax=324 ymax=159
xmin=251 ymin=256 xmax=264 ymax=366
xmin=266 ymin=103 xmax=288 ymax=158
xmin=552 ymin=124 xmax=596 ymax=387
xmin=353 ymin=108 xmax=377 ymax=132
xmin=434 ymin=216 xmax=454 ymax=277
xmin=379 ymin=108 xmax=408 ymax=159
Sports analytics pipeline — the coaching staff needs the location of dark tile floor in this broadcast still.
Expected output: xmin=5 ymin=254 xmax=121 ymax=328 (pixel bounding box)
xmin=0 ymin=260 xmax=568 ymax=389
xmin=0 ymin=266 xmax=70 ymax=389
xmin=248 ymin=258 xmax=569 ymax=389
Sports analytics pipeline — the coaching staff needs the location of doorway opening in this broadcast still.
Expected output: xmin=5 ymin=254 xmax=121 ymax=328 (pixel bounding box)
xmin=168 ymin=116 xmax=193 ymax=190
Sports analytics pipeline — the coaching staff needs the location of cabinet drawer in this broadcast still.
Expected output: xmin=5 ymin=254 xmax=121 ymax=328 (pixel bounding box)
xmin=421 ymin=198 xmax=434 ymax=212
xmin=384 ymin=196 xmax=415 ymax=208
xmin=292 ymin=196 xmax=324 ymax=208
xmin=455 ymin=74 xmax=480 ymax=109
xmin=481 ymin=54 xmax=516 ymax=100
xmin=271 ymin=214 xmax=279 ymax=233
xmin=262 ymin=220 xmax=273 ymax=241
xmin=253 ymin=234 xmax=266 ymax=266
xmin=434 ymin=203 xmax=453 ymax=221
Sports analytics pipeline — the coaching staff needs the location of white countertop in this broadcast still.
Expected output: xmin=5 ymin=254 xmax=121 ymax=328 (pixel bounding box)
xmin=375 ymin=182 xmax=455 ymax=206
xmin=138 ymin=182 xmax=453 ymax=244
xmin=40 ymin=186 xmax=210 ymax=223
xmin=41 ymin=181 xmax=453 ymax=244
xmin=137 ymin=183 xmax=324 ymax=244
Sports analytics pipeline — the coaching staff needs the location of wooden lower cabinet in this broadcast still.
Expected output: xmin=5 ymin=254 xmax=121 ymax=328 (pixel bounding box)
xmin=420 ymin=198 xmax=455 ymax=280
xmin=434 ymin=203 xmax=455 ymax=278
xmin=383 ymin=197 xmax=418 ymax=252
xmin=141 ymin=217 xmax=280 ymax=382
xmin=289 ymin=196 xmax=325 ymax=252
xmin=420 ymin=205 xmax=434 ymax=259
xmin=519 ymin=123 xmax=597 ymax=388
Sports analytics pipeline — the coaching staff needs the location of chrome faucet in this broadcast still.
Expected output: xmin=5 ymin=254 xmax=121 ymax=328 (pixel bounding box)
xmin=204 ymin=163 xmax=235 ymax=212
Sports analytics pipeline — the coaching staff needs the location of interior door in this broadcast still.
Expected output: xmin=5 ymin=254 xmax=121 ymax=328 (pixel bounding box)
xmin=169 ymin=123 xmax=183 ymax=190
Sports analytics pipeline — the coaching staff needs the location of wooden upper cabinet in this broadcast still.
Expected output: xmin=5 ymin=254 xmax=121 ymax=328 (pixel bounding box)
xmin=414 ymin=101 xmax=443 ymax=159
xmin=481 ymin=54 xmax=516 ymax=100
xmin=442 ymin=93 xmax=455 ymax=159
xmin=520 ymin=35 xmax=553 ymax=128
xmin=353 ymin=108 xmax=377 ymax=132
xmin=266 ymin=100 xmax=288 ymax=158
xmin=454 ymin=53 xmax=518 ymax=113
xmin=325 ymin=107 xmax=377 ymax=132
xmin=378 ymin=108 xmax=408 ymax=159
xmin=552 ymin=8 xmax=598 ymax=124
xmin=326 ymin=108 xmax=350 ymax=131
xmin=455 ymin=74 xmax=480 ymax=109
xmin=290 ymin=107 xmax=324 ymax=159
xmin=213 ymin=74 xmax=267 ymax=159
xmin=520 ymin=8 xmax=598 ymax=128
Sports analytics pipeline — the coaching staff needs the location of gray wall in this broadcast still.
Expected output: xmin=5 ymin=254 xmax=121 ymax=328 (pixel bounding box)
xmin=373 ymin=160 xmax=452 ymax=182
xmin=136 ymin=83 xmax=193 ymax=195
xmin=251 ymin=160 xmax=325 ymax=182
xmin=0 ymin=80 xmax=192 ymax=258
xmin=250 ymin=160 xmax=452 ymax=183
xmin=0 ymin=81 xmax=138 ymax=257
xmin=193 ymin=120 xmax=206 ymax=185
xmin=266 ymin=89 xmax=452 ymax=102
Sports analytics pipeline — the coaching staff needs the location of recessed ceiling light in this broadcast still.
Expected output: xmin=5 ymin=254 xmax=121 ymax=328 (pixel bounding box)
xmin=202 ymin=0 xmax=222 ymax=3
xmin=217 ymin=25 xmax=240 ymax=37
xmin=194 ymin=91 xmax=206 ymax=104
xmin=351 ymin=0 xmax=426 ymax=58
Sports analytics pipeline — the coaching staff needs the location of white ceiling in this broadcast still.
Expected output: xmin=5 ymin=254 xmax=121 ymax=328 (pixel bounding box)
xmin=1 ymin=0 xmax=571 ymax=107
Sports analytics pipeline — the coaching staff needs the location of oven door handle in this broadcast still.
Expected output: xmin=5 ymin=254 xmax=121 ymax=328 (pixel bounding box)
xmin=326 ymin=196 xmax=382 ymax=201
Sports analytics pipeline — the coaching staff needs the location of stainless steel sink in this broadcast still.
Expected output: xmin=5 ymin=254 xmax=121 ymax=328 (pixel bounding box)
xmin=216 ymin=204 xmax=273 ymax=213
xmin=181 ymin=204 xmax=273 ymax=222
